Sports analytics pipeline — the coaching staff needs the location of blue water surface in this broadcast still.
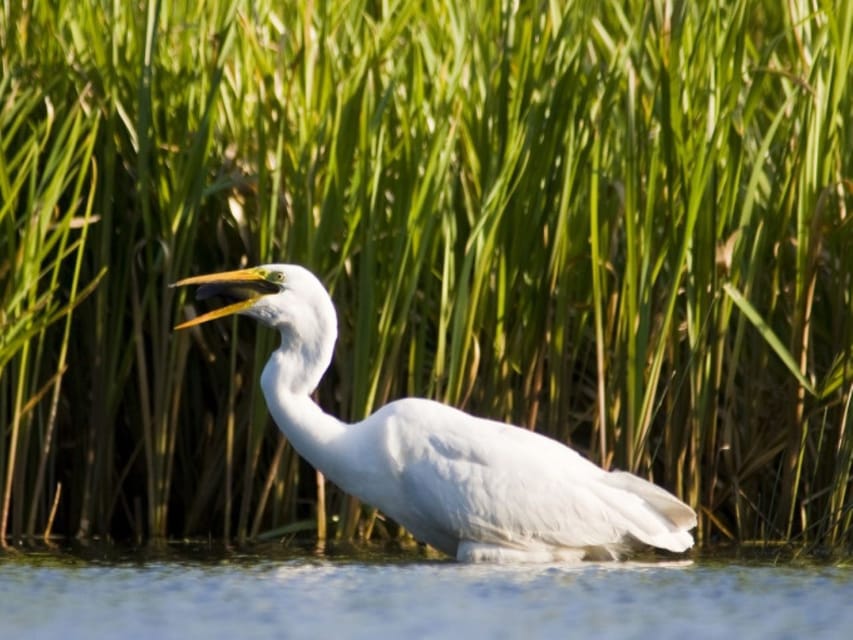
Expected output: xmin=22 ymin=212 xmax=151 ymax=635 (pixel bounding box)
xmin=1 ymin=545 xmax=851 ymax=639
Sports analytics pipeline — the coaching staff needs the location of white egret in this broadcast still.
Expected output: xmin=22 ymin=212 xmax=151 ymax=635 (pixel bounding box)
xmin=175 ymin=264 xmax=696 ymax=562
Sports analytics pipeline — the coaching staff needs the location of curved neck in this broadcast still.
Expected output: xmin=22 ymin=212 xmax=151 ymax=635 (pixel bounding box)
xmin=260 ymin=347 xmax=349 ymax=480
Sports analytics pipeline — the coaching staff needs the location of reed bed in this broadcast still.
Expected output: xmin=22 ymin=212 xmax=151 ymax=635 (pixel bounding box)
xmin=1 ymin=0 xmax=851 ymax=551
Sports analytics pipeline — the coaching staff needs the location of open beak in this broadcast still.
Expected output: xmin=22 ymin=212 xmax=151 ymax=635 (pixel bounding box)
xmin=171 ymin=268 xmax=278 ymax=330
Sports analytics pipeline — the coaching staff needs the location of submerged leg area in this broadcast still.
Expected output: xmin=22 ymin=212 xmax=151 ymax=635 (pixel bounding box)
xmin=456 ymin=541 xmax=591 ymax=563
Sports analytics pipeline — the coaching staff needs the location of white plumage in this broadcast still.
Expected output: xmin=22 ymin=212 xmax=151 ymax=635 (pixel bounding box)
xmin=176 ymin=263 xmax=697 ymax=562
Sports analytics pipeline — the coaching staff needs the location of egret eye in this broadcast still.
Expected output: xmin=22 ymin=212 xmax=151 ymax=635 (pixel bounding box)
xmin=265 ymin=271 xmax=286 ymax=284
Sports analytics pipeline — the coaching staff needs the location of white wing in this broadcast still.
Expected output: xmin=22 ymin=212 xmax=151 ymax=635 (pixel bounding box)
xmin=356 ymin=398 xmax=695 ymax=560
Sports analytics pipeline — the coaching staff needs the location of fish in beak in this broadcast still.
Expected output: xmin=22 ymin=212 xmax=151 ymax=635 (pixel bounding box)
xmin=172 ymin=267 xmax=281 ymax=330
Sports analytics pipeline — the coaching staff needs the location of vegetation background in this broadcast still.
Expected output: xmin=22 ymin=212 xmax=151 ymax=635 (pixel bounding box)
xmin=1 ymin=0 xmax=851 ymax=552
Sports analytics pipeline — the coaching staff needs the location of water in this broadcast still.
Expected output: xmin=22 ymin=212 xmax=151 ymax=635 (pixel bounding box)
xmin=1 ymin=544 xmax=851 ymax=639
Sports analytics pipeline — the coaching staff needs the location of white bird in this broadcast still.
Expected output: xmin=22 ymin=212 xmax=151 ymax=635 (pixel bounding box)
xmin=174 ymin=264 xmax=697 ymax=562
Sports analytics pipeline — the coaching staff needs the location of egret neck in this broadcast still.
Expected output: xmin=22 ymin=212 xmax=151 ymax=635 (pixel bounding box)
xmin=260 ymin=340 xmax=348 ymax=477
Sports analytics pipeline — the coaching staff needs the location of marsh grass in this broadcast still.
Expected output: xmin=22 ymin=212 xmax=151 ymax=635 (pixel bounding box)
xmin=1 ymin=0 xmax=851 ymax=550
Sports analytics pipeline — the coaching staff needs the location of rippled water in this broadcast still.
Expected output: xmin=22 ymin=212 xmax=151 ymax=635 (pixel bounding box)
xmin=1 ymin=544 xmax=851 ymax=639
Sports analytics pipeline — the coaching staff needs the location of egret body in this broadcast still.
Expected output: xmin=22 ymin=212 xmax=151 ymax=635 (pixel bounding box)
xmin=175 ymin=264 xmax=696 ymax=562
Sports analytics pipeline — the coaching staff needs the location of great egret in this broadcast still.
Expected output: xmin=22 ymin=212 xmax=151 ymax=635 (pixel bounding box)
xmin=175 ymin=264 xmax=696 ymax=562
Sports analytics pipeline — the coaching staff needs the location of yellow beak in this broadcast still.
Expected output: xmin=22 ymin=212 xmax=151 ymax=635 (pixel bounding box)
xmin=172 ymin=268 xmax=271 ymax=330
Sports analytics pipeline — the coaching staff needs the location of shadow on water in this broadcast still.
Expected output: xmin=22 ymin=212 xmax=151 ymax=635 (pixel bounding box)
xmin=0 ymin=537 xmax=850 ymax=568
xmin=0 ymin=538 xmax=446 ymax=567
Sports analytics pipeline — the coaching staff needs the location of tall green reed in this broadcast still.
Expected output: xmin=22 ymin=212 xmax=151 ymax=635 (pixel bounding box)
xmin=1 ymin=0 xmax=851 ymax=551
xmin=0 ymin=34 xmax=103 ymax=543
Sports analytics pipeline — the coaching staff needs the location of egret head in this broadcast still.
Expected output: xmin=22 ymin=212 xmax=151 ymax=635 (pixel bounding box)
xmin=173 ymin=265 xmax=338 ymax=379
